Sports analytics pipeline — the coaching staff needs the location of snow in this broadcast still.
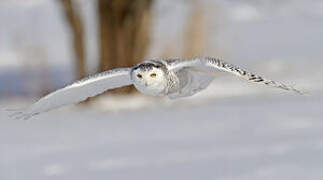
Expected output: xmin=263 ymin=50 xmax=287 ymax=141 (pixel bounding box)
xmin=1 ymin=93 xmax=323 ymax=180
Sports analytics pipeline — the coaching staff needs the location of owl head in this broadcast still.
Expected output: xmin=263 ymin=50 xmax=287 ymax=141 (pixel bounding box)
xmin=131 ymin=62 xmax=168 ymax=96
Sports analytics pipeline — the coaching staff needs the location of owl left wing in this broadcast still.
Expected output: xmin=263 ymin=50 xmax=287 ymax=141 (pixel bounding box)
xmin=169 ymin=57 xmax=305 ymax=95
xmin=10 ymin=68 xmax=133 ymax=120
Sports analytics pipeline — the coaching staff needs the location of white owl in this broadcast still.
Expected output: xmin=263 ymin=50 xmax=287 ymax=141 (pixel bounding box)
xmin=10 ymin=57 xmax=304 ymax=120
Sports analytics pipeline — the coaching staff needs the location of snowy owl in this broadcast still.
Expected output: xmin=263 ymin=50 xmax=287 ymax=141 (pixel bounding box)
xmin=10 ymin=57 xmax=304 ymax=120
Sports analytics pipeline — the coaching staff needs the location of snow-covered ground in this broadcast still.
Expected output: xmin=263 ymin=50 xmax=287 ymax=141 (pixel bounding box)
xmin=1 ymin=92 xmax=323 ymax=180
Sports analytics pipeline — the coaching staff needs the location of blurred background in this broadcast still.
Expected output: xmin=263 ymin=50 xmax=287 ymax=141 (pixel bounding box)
xmin=1 ymin=0 xmax=323 ymax=179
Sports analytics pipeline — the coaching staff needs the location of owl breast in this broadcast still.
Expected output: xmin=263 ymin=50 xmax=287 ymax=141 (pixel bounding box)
xmin=165 ymin=70 xmax=186 ymax=94
xmin=167 ymin=68 xmax=214 ymax=99
xmin=133 ymin=82 xmax=167 ymax=97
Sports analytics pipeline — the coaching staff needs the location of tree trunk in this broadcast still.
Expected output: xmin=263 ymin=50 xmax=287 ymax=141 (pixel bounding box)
xmin=59 ymin=0 xmax=87 ymax=79
xmin=98 ymin=0 xmax=152 ymax=93
xmin=183 ymin=4 xmax=207 ymax=58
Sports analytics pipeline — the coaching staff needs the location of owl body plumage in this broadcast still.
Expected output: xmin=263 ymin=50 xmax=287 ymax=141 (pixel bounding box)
xmin=131 ymin=59 xmax=214 ymax=98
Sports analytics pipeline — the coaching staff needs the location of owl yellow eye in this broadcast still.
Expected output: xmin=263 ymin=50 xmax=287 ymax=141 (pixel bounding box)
xmin=150 ymin=73 xmax=157 ymax=78
xmin=137 ymin=74 xmax=142 ymax=78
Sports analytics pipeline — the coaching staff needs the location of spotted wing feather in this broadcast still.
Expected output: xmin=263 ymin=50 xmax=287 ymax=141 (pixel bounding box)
xmin=170 ymin=57 xmax=305 ymax=95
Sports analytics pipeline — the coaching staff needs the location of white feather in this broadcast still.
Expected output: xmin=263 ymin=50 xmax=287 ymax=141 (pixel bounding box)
xmin=12 ymin=68 xmax=132 ymax=120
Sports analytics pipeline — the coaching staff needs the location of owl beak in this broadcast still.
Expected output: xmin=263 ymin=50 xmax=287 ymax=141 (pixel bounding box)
xmin=144 ymin=82 xmax=148 ymax=87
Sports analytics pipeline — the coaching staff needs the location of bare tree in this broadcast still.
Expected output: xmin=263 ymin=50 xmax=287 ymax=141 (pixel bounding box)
xmin=59 ymin=0 xmax=87 ymax=79
xmin=98 ymin=0 xmax=152 ymax=93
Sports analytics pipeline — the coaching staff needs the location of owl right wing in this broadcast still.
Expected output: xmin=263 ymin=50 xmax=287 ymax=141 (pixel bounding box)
xmin=169 ymin=57 xmax=305 ymax=95
xmin=10 ymin=68 xmax=133 ymax=120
